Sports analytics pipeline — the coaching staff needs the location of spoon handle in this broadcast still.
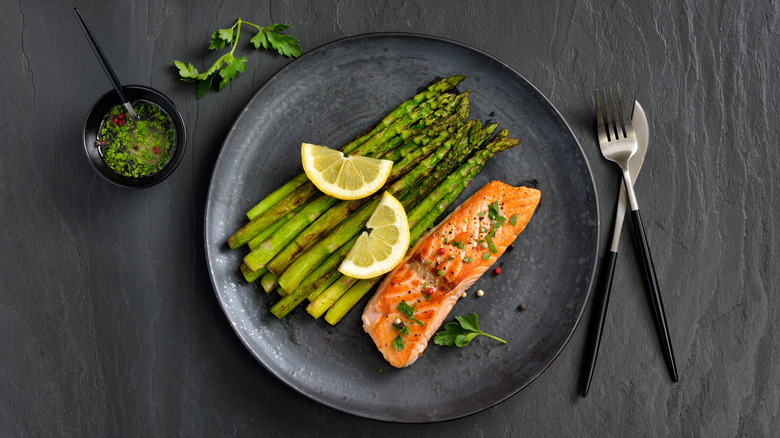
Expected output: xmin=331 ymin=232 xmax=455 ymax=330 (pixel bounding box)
xmin=73 ymin=8 xmax=129 ymax=104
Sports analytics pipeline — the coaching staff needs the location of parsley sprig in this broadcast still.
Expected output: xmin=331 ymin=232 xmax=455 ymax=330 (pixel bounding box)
xmin=392 ymin=335 xmax=405 ymax=350
xmin=484 ymin=229 xmax=497 ymax=254
xmin=174 ymin=20 xmax=302 ymax=99
xmin=398 ymin=301 xmax=424 ymax=326
xmin=391 ymin=322 xmax=410 ymax=350
xmin=392 ymin=301 xmax=424 ymax=350
xmin=488 ymin=201 xmax=506 ymax=223
xmin=434 ymin=313 xmax=506 ymax=347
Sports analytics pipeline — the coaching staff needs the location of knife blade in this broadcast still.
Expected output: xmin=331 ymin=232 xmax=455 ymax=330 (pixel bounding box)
xmin=610 ymin=101 xmax=649 ymax=251
xmin=579 ymin=101 xmax=649 ymax=397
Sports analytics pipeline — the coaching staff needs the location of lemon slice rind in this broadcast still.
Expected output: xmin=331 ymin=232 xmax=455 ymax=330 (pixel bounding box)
xmin=338 ymin=192 xmax=410 ymax=279
xmin=301 ymin=143 xmax=392 ymax=200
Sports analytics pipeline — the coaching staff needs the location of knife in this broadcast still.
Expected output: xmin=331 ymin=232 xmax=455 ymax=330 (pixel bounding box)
xmin=579 ymin=101 xmax=649 ymax=397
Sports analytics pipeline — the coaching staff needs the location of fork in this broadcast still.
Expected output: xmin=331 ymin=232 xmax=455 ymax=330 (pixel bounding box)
xmin=595 ymin=85 xmax=678 ymax=383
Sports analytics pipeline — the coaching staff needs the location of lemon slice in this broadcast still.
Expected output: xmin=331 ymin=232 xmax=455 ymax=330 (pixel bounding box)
xmin=301 ymin=143 xmax=393 ymax=200
xmin=339 ymin=192 xmax=410 ymax=279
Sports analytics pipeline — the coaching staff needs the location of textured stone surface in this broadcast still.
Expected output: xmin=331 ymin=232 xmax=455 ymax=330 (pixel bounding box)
xmin=1 ymin=0 xmax=778 ymax=436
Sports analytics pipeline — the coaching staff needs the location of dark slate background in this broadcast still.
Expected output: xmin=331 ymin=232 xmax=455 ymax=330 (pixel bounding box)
xmin=2 ymin=0 xmax=778 ymax=436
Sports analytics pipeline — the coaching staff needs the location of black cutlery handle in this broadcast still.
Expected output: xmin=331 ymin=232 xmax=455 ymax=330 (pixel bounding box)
xmin=629 ymin=209 xmax=679 ymax=382
xmin=73 ymin=8 xmax=129 ymax=104
xmin=579 ymin=250 xmax=618 ymax=397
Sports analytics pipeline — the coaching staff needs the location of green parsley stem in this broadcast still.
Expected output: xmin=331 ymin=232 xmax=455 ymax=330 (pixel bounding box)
xmin=481 ymin=332 xmax=507 ymax=344
xmin=231 ymin=20 xmax=241 ymax=54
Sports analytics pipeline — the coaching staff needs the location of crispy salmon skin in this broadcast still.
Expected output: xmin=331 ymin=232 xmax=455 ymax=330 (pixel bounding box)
xmin=362 ymin=180 xmax=541 ymax=368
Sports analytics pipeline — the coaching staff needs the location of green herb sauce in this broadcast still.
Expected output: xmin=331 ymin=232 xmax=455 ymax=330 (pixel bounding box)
xmin=96 ymin=100 xmax=176 ymax=178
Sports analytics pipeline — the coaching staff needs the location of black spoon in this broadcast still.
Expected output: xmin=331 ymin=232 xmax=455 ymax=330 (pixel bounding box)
xmin=73 ymin=7 xmax=139 ymax=120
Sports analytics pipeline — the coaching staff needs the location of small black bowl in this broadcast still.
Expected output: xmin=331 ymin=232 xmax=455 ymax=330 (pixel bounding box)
xmin=83 ymin=85 xmax=186 ymax=188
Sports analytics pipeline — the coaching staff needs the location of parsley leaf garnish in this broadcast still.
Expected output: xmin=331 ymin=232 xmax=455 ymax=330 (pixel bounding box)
xmin=217 ymin=56 xmax=248 ymax=91
xmin=393 ymin=322 xmax=410 ymax=334
xmin=485 ymin=230 xmax=497 ymax=254
xmin=392 ymin=321 xmax=410 ymax=350
xmin=392 ymin=335 xmax=405 ymax=350
xmin=174 ymin=19 xmax=302 ymax=99
xmin=488 ymin=201 xmax=506 ymax=221
xmin=433 ymin=313 xmax=506 ymax=347
xmin=510 ymin=213 xmax=518 ymax=226
xmin=249 ymin=23 xmax=301 ymax=56
xmin=397 ymin=301 xmax=424 ymax=326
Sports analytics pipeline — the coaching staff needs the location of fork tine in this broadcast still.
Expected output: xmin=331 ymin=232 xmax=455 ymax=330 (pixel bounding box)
xmin=604 ymin=87 xmax=617 ymax=141
xmin=605 ymin=86 xmax=626 ymax=140
xmin=596 ymin=89 xmax=607 ymax=142
xmin=615 ymin=85 xmax=634 ymax=139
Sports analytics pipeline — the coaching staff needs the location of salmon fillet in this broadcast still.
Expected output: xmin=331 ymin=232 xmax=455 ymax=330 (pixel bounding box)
xmin=362 ymin=180 xmax=541 ymax=367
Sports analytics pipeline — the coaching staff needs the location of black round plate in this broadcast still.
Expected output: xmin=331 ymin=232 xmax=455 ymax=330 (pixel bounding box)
xmin=204 ymin=33 xmax=598 ymax=422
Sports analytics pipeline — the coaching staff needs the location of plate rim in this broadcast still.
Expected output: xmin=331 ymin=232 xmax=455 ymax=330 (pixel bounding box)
xmin=204 ymin=31 xmax=600 ymax=423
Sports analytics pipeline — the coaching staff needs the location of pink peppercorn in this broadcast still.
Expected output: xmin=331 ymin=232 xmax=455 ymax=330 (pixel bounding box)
xmin=437 ymin=248 xmax=445 ymax=255
xmin=494 ymin=267 xmax=501 ymax=275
